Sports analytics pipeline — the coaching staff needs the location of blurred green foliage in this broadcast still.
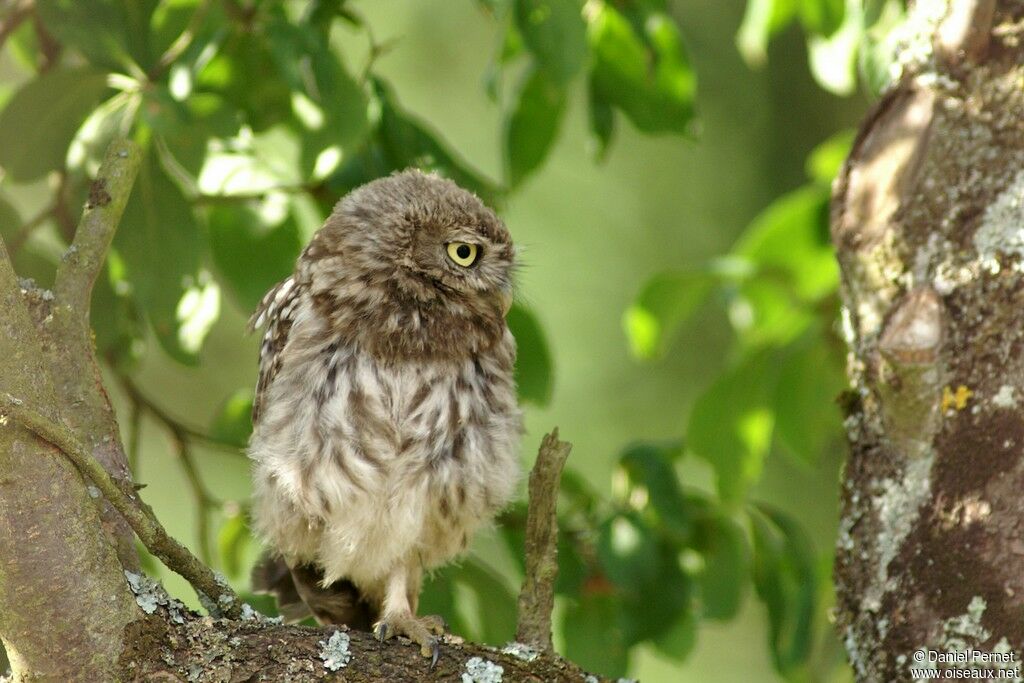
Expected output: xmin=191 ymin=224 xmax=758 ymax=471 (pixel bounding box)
xmin=0 ymin=0 xmax=914 ymax=680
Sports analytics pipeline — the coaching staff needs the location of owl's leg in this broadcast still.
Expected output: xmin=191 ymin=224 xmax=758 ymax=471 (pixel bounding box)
xmin=372 ymin=565 xmax=445 ymax=665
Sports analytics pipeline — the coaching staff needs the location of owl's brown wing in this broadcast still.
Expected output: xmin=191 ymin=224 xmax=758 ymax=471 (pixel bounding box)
xmin=249 ymin=276 xmax=304 ymax=423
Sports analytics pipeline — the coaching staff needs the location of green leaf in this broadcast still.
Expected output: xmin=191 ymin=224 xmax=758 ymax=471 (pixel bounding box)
xmin=209 ymin=389 xmax=255 ymax=449
xmin=736 ymin=0 xmax=800 ymax=66
xmin=734 ymin=185 xmax=836 ymax=302
xmin=217 ymin=508 xmax=252 ymax=580
xmin=749 ymin=504 xmax=817 ymax=674
xmin=623 ymin=270 xmax=715 ymax=360
xmin=90 ymin=253 xmax=146 ymax=370
xmin=116 ymin=150 xmax=211 ymax=364
xmin=858 ymin=0 xmax=905 ymax=97
xmin=617 ymin=443 xmax=690 ymax=539
xmin=0 ymin=67 xmax=109 ymax=181
xmin=145 ymin=90 xmax=238 ymax=177
xmin=587 ymin=3 xmax=696 ymax=135
xmin=597 ymin=512 xmax=661 ymax=591
xmin=371 ymin=80 xmax=502 ymax=207
xmin=564 ymin=593 xmax=629 ymax=677
xmin=805 ymin=129 xmax=854 ymax=184
xmin=455 ymin=558 xmax=518 ymax=644
xmin=587 ymin=84 xmax=616 ymax=161
xmin=799 ymin=0 xmax=845 ymax=36
xmin=653 ymin=610 xmax=697 ymax=662
xmin=265 ymin=10 xmax=370 ymax=177
xmin=807 ymin=7 xmax=859 ymax=96
xmin=207 ymin=205 xmax=302 ymax=311
xmin=505 ymin=66 xmax=567 ymax=188
xmin=506 ymin=303 xmax=554 ymax=406
xmin=514 ymin=0 xmax=587 ymax=85
xmin=687 ymin=352 xmax=776 ymax=504
xmin=772 ymin=330 xmax=845 ymax=466
xmin=691 ymin=513 xmax=749 ymax=620
xmin=35 ymin=0 xmax=158 ymax=71
xmin=197 ymin=32 xmax=293 ymax=132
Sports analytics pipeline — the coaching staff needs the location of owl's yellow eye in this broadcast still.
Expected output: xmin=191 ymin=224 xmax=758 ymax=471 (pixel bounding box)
xmin=446 ymin=242 xmax=479 ymax=267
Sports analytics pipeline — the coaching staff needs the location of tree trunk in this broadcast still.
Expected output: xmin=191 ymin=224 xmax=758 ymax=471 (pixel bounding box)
xmin=832 ymin=1 xmax=1024 ymax=680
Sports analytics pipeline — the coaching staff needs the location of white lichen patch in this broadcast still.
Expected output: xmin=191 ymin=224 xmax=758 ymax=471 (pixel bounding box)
xmin=500 ymin=642 xmax=539 ymax=662
xmin=462 ymin=656 xmax=504 ymax=683
xmin=124 ymin=571 xmax=189 ymax=623
xmin=865 ymin=457 xmax=933 ymax=611
xmin=940 ymin=596 xmax=990 ymax=654
xmin=584 ymin=676 xmax=600 ymax=683
xmin=319 ymin=630 xmax=351 ymax=671
xmin=974 ymin=169 xmax=1024 ymax=273
xmin=993 ymin=385 xmax=1017 ymax=409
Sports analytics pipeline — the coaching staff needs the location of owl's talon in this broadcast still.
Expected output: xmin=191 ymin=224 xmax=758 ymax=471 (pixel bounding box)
xmin=429 ymin=638 xmax=441 ymax=669
xmin=373 ymin=614 xmax=446 ymax=662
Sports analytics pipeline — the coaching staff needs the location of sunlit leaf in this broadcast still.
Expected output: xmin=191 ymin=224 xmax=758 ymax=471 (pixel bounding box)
xmin=207 ymin=205 xmax=303 ymax=311
xmin=586 ymin=2 xmax=696 ymax=135
xmin=505 ymin=65 xmax=567 ymax=188
xmin=624 ymin=271 xmax=715 ymax=360
xmin=687 ymin=352 xmax=777 ymax=504
xmin=507 ymin=303 xmax=554 ymax=406
xmin=749 ymin=503 xmax=817 ymax=674
xmin=805 ymin=128 xmax=854 ymax=184
xmin=736 ymin=0 xmax=799 ymax=66
xmin=734 ymin=185 xmax=836 ymax=302
xmin=807 ymin=3 xmax=860 ymax=96
xmin=265 ymin=9 xmax=370 ymax=176
xmin=799 ymin=0 xmax=845 ymax=36
xmin=209 ymin=389 xmax=255 ymax=449
xmin=617 ymin=442 xmax=690 ymax=539
xmin=145 ymin=89 xmax=238 ymax=177
xmin=116 ymin=150 xmax=207 ymax=364
xmin=514 ymin=0 xmax=587 ymax=85
xmin=197 ymin=32 xmax=292 ymax=132
xmin=772 ymin=329 xmax=846 ymax=466
xmin=0 ymin=67 xmax=109 ymax=181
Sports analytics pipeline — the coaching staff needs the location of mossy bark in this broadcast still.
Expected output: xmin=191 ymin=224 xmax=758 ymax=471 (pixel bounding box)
xmin=832 ymin=1 xmax=1024 ymax=680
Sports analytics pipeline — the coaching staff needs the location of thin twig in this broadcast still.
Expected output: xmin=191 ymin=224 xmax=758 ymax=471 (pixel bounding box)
xmin=0 ymin=394 xmax=243 ymax=619
xmin=516 ymin=428 xmax=572 ymax=652
xmin=52 ymin=140 xmax=141 ymax=321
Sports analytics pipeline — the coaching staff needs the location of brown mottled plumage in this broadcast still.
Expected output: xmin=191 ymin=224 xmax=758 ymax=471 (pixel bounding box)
xmin=248 ymin=170 xmax=521 ymax=660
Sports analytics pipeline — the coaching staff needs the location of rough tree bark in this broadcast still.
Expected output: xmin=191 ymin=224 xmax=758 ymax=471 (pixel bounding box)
xmin=0 ymin=143 xmax=603 ymax=682
xmin=832 ymin=1 xmax=1024 ymax=681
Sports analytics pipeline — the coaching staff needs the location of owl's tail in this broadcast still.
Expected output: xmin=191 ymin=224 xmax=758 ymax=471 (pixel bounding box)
xmin=251 ymin=553 xmax=375 ymax=630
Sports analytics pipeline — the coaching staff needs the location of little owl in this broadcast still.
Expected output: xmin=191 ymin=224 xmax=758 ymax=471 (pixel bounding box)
xmin=248 ymin=169 xmax=521 ymax=663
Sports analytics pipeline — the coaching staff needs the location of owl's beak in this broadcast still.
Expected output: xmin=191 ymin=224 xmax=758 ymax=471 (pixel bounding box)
xmin=500 ymin=289 xmax=513 ymax=317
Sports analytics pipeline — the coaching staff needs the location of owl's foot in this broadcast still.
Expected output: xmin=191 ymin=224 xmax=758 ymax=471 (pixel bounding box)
xmin=373 ymin=613 xmax=446 ymax=666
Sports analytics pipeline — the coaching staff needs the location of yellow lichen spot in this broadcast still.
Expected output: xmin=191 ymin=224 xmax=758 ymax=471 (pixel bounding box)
xmin=941 ymin=385 xmax=974 ymax=412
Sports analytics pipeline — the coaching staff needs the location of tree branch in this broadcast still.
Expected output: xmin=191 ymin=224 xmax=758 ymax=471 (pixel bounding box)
xmin=52 ymin=139 xmax=141 ymax=320
xmin=515 ymin=428 xmax=572 ymax=652
xmin=0 ymin=395 xmax=243 ymax=619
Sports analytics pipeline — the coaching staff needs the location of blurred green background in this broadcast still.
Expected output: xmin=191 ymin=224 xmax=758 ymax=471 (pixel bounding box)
xmin=0 ymin=0 xmax=913 ymax=680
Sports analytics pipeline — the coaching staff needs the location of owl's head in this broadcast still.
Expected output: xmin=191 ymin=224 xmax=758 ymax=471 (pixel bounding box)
xmin=304 ymin=169 xmax=516 ymax=359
